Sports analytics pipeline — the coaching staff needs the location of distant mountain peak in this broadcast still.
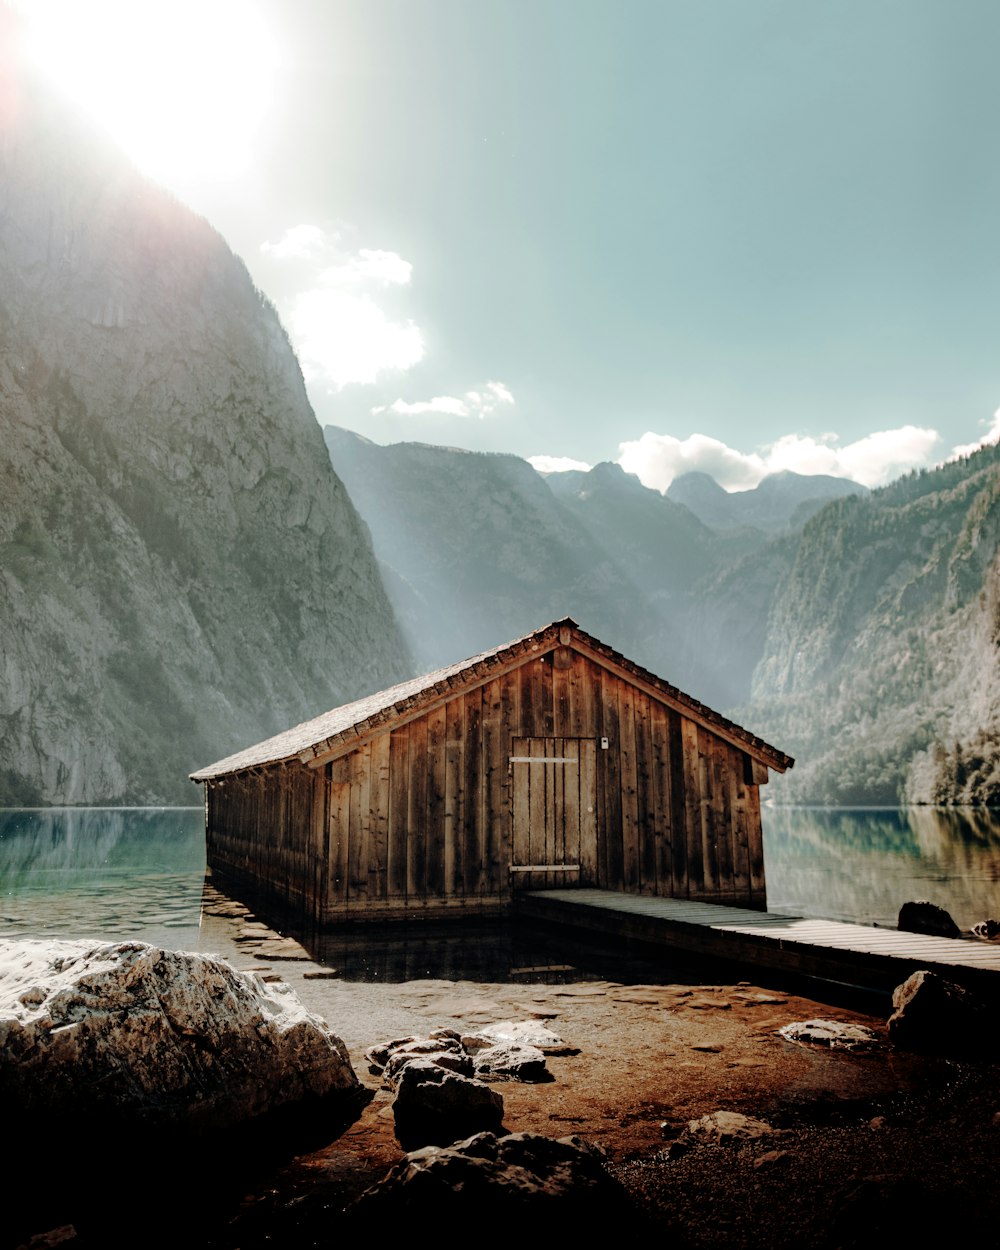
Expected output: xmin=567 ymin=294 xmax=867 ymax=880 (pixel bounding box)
xmin=666 ymin=469 xmax=866 ymax=533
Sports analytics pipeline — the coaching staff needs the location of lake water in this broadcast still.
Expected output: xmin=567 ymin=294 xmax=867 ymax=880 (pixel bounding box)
xmin=763 ymin=805 xmax=1000 ymax=930
xmin=1 ymin=805 xmax=998 ymax=962
xmin=0 ymin=807 xmax=206 ymax=949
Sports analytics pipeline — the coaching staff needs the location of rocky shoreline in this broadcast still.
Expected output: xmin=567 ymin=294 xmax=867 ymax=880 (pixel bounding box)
xmin=6 ymin=888 xmax=1000 ymax=1247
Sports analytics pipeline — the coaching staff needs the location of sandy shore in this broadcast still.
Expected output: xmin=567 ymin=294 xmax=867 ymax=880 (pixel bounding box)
xmin=181 ymin=887 xmax=1000 ymax=1246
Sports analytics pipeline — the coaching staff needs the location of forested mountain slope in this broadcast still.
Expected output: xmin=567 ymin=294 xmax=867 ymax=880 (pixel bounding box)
xmin=0 ymin=62 xmax=410 ymax=803
xmin=327 ymin=423 xmax=1000 ymax=805
xmin=741 ymin=445 xmax=1000 ymax=803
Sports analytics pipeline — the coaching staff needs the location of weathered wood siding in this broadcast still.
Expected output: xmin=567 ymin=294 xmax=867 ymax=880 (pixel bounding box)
xmin=206 ymin=645 xmax=768 ymax=924
xmin=205 ymin=764 xmax=327 ymax=918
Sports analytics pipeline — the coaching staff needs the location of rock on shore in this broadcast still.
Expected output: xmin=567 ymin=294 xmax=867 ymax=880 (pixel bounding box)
xmin=0 ymin=938 xmax=365 ymax=1131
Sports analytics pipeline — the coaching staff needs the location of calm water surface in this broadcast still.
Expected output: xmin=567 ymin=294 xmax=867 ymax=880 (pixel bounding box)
xmin=763 ymin=806 xmax=1000 ymax=930
xmin=0 ymin=807 xmax=205 ymax=948
xmin=2 ymin=806 xmax=998 ymax=976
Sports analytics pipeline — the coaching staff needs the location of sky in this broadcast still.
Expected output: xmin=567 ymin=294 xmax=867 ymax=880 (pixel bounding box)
xmin=15 ymin=0 xmax=1000 ymax=491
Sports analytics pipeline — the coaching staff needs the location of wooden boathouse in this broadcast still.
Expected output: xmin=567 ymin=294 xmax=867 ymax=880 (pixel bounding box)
xmin=191 ymin=619 xmax=793 ymax=925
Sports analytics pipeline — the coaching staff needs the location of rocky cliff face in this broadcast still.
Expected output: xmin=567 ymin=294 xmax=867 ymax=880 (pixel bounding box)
xmin=323 ymin=428 xmax=684 ymax=681
xmin=326 ymin=420 xmax=1000 ymax=805
xmin=741 ymin=445 xmax=1000 ymax=803
xmin=323 ymin=428 xmax=770 ymax=708
xmin=0 ymin=64 xmax=410 ymax=804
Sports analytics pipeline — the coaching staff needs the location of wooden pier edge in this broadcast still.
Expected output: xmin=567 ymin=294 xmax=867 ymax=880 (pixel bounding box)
xmin=514 ymin=889 xmax=1000 ymax=1003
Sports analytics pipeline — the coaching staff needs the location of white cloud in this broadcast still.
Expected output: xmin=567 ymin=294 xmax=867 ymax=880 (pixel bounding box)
xmin=618 ymin=432 xmax=764 ymax=492
xmin=260 ymin=225 xmax=423 ymax=388
xmin=950 ymin=407 xmax=1000 ymax=459
xmin=287 ymin=289 xmax=424 ymax=388
xmin=617 ymin=425 xmax=942 ymax=493
xmin=372 ymin=380 xmax=515 ymax=420
xmin=375 ymin=395 xmax=471 ymax=417
xmin=260 ymin=223 xmax=329 ymax=260
xmin=320 ymin=248 xmax=412 ymax=287
xmin=832 ymin=426 xmax=941 ymax=484
xmin=528 ymin=455 xmax=594 ymax=475
xmin=484 ymin=381 xmax=514 ymax=406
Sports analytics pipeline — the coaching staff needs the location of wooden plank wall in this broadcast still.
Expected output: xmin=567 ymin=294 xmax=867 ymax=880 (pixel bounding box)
xmin=206 ymin=764 xmax=327 ymax=917
xmin=204 ymin=646 xmax=768 ymax=924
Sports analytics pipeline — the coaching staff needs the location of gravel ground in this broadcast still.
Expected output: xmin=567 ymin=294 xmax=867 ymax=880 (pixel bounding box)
xmin=612 ymin=1064 xmax=1000 ymax=1247
xmin=194 ymin=888 xmax=1000 ymax=1249
xmin=15 ymin=886 xmax=999 ymax=1248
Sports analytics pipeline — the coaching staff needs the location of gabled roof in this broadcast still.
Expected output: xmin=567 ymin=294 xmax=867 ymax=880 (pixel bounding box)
xmin=191 ymin=618 xmax=794 ymax=781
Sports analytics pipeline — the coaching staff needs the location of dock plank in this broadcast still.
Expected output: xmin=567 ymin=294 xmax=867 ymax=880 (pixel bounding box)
xmin=516 ymin=888 xmax=1000 ymax=999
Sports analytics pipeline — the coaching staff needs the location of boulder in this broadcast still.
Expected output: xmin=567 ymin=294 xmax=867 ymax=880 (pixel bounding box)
xmin=348 ymin=1131 xmax=633 ymax=1231
xmin=778 ymin=1018 xmax=880 ymax=1049
xmin=897 ymin=900 xmax=962 ymax=939
xmin=0 ymin=939 xmax=366 ymax=1133
xmin=392 ymin=1058 xmax=505 ymax=1149
xmin=473 ymin=1041 xmax=551 ymax=1082
xmin=427 ymin=1026 xmax=463 ymax=1043
xmin=365 ymin=1035 xmax=418 ymax=1073
xmin=383 ymin=1044 xmax=474 ymax=1087
xmin=1 ymin=938 xmax=369 ymax=1243
xmin=371 ymin=1028 xmax=557 ymax=1088
xmin=887 ymin=969 xmax=992 ymax=1053
xmin=462 ymin=1020 xmax=578 ymax=1054
xmin=685 ymin=1111 xmax=776 ymax=1146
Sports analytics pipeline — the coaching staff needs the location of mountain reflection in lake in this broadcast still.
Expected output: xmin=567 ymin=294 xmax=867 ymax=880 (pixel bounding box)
xmin=0 ymin=807 xmax=205 ymax=948
xmin=2 ymin=808 xmax=999 ymax=963
xmin=762 ymin=806 xmax=1000 ymax=930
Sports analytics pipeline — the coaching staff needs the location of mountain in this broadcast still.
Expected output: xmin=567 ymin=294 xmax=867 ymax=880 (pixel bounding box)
xmin=0 ymin=56 xmax=410 ymax=804
xmin=327 ymin=423 xmax=1000 ymax=806
xmin=323 ymin=429 xmax=667 ymax=672
xmin=666 ymin=470 xmax=867 ymax=533
xmin=545 ymin=460 xmax=746 ymax=593
xmin=323 ymin=428 xmax=747 ymax=704
xmin=740 ymin=444 xmax=1000 ymax=803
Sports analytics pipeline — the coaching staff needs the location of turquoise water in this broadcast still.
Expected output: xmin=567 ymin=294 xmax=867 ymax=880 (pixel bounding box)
xmin=0 ymin=807 xmax=205 ymax=947
xmin=763 ymin=806 xmax=1000 ymax=930
xmin=1 ymin=806 xmax=998 ymax=946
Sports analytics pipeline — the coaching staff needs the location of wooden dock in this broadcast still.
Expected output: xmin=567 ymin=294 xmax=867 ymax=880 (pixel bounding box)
xmin=516 ymin=888 xmax=1000 ymax=1001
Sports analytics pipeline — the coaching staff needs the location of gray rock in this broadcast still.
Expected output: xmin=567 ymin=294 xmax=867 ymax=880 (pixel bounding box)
xmin=392 ymin=1058 xmax=505 ymax=1149
xmin=472 ymin=1042 xmax=551 ymax=1082
xmin=365 ymin=1036 xmax=418 ymax=1073
xmin=897 ymin=900 xmax=962 ymax=939
xmin=887 ymin=969 xmax=992 ymax=1053
xmin=367 ymin=1034 xmax=472 ymax=1085
xmin=383 ymin=1044 xmax=474 ymax=1088
xmin=348 ymin=1131 xmax=631 ymax=1231
xmin=1 ymin=938 xmax=371 ymax=1244
xmin=778 ymin=1018 xmax=880 ymax=1049
xmin=0 ymin=938 xmax=365 ymax=1134
xmin=427 ymin=1026 xmax=463 ymax=1043
xmin=685 ymin=1111 xmax=776 ymax=1146
xmin=462 ymin=1020 xmax=578 ymax=1054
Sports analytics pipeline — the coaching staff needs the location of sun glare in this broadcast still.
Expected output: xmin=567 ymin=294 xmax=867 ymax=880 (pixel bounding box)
xmin=16 ymin=0 xmax=282 ymax=193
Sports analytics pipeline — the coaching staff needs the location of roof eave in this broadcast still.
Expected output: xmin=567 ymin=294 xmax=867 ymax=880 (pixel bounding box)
xmin=190 ymin=616 xmax=793 ymax=780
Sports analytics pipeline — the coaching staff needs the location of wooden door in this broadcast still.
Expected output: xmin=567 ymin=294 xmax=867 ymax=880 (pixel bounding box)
xmin=509 ymin=737 xmax=597 ymax=889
